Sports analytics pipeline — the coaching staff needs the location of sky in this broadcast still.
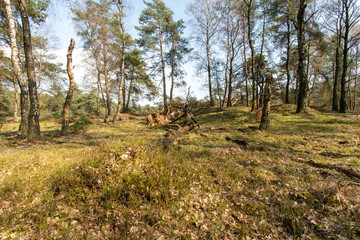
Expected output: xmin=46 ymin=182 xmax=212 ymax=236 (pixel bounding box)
xmin=42 ymin=0 xmax=208 ymax=104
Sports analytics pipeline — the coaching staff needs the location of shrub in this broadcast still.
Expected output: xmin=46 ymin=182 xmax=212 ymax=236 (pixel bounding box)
xmin=70 ymin=115 xmax=91 ymax=132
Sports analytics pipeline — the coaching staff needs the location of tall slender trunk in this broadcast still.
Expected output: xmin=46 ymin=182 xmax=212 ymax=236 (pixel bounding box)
xmin=347 ymin=82 xmax=351 ymax=110
xmin=170 ymin=37 xmax=176 ymax=106
xmin=98 ymin=71 xmax=108 ymax=117
xmin=102 ymin=35 xmax=111 ymax=116
xmin=259 ymin=75 xmax=271 ymax=131
xmin=159 ymin=25 xmax=168 ymax=112
xmin=354 ymin=46 xmax=359 ymax=111
xmin=295 ymin=0 xmax=309 ymax=113
xmin=122 ymin=79 xmax=126 ymax=111
xmin=285 ymin=18 xmax=291 ymax=104
xmin=113 ymin=2 xmax=126 ymax=124
xmin=96 ymin=79 xmax=100 ymax=115
xmin=113 ymin=50 xmax=125 ymax=122
xmin=125 ymin=79 xmax=134 ymax=111
xmin=306 ymin=37 xmax=312 ymax=107
xmin=19 ymin=0 xmax=41 ymax=139
xmin=61 ymin=39 xmax=76 ymax=136
xmin=257 ymin=9 xmax=266 ymax=107
xmin=245 ymin=0 xmax=256 ymax=111
xmin=12 ymin=75 xmax=19 ymax=122
xmin=227 ymin=56 xmax=234 ymax=107
xmin=242 ymin=15 xmax=249 ymax=107
xmin=206 ymin=36 xmax=214 ymax=107
xmin=333 ymin=22 xmax=342 ymax=111
xmin=4 ymin=0 xmax=26 ymax=130
xmin=339 ymin=0 xmax=350 ymax=113
xmin=222 ymin=6 xmax=230 ymax=108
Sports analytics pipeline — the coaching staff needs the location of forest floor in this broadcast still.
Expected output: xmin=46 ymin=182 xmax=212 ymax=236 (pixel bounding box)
xmin=0 ymin=104 xmax=359 ymax=239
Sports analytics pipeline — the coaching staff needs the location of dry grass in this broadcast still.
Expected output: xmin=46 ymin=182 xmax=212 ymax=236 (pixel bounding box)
xmin=0 ymin=105 xmax=359 ymax=239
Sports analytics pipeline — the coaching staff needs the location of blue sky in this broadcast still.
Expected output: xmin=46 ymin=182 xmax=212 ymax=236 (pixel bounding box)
xmin=43 ymin=0 xmax=207 ymax=103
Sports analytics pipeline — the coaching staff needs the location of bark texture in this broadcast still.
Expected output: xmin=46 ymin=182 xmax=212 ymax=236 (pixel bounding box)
xmin=61 ymin=39 xmax=76 ymax=136
xmin=19 ymin=0 xmax=41 ymax=139
xmin=113 ymin=0 xmax=126 ymax=124
xmin=339 ymin=0 xmax=350 ymax=113
xmin=259 ymin=75 xmax=271 ymax=131
xmin=295 ymin=0 xmax=309 ymax=113
xmin=4 ymin=0 xmax=27 ymax=130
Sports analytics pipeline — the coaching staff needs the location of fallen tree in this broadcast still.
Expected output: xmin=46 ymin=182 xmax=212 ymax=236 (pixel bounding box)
xmin=151 ymin=88 xmax=201 ymax=149
xmin=158 ymin=104 xmax=199 ymax=149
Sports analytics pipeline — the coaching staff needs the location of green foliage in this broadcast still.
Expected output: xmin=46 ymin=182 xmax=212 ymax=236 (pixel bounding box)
xmin=0 ymin=86 xmax=14 ymax=117
xmin=69 ymin=115 xmax=91 ymax=132
xmin=0 ymin=115 xmax=4 ymax=129
xmin=39 ymin=83 xmax=65 ymax=118
xmin=25 ymin=0 xmax=51 ymax=24
xmin=71 ymin=89 xmax=100 ymax=116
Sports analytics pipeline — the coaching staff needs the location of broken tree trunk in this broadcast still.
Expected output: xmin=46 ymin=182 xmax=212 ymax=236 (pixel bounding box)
xmin=61 ymin=39 xmax=76 ymax=136
xmin=157 ymin=105 xmax=199 ymax=149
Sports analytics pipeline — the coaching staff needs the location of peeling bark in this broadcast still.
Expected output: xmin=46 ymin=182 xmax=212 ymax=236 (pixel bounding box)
xmin=61 ymin=39 xmax=76 ymax=136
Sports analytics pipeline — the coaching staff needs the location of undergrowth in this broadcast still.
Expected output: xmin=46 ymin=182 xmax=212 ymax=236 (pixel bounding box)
xmin=0 ymin=105 xmax=359 ymax=239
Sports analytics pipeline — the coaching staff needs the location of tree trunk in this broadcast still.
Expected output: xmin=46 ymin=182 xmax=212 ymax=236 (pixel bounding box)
xmin=96 ymin=79 xmax=100 ymax=115
xmin=159 ymin=25 xmax=168 ymax=112
xmin=222 ymin=7 xmax=230 ymax=108
xmin=332 ymin=18 xmax=342 ymax=111
xmin=354 ymin=46 xmax=359 ymax=111
xmin=18 ymin=84 xmax=29 ymax=134
xmin=12 ymin=75 xmax=19 ymax=123
xmin=4 ymin=0 xmax=26 ymax=129
xmin=256 ymin=9 xmax=266 ymax=108
xmin=61 ymin=39 xmax=76 ymax=136
xmin=242 ymin=15 xmax=249 ymax=107
xmin=113 ymin=5 xmax=126 ymax=124
xmin=170 ymin=36 xmax=176 ymax=107
xmin=227 ymin=55 xmax=234 ymax=107
xmin=125 ymin=80 xmax=133 ymax=112
xmin=285 ymin=18 xmax=291 ymax=104
xmin=259 ymin=75 xmax=271 ymax=131
xmin=19 ymin=0 xmax=41 ymax=139
xmin=113 ymin=47 xmax=125 ymax=122
xmin=339 ymin=0 xmax=350 ymax=113
xmin=245 ymin=0 xmax=256 ymax=111
xmin=102 ymin=35 xmax=111 ymax=116
xmin=206 ymin=37 xmax=214 ymax=107
xmin=295 ymin=0 xmax=309 ymax=113
xmin=98 ymin=71 xmax=108 ymax=117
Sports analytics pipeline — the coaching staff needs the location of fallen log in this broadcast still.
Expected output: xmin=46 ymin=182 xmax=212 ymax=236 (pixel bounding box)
xmin=158 ymin=106 xmax=199 ymax=149
xmin=146 ymin=108 xmax=184 ymax=126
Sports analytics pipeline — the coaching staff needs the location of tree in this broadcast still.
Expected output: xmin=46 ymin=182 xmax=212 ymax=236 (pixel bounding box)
xmin=72 ymin=0 xmax=114 ymax=117
xmin=269 ymin=0 xmax=295 ymax=104
xmin=136 ymin=0 xmax=173 ymax=112
xmin=293 ymin=0 xmax=309 ymax=113
xmin=122 ymin=49 xmax=156 ymax=112
xmin=259 ymin=74 xmax=272 ymax=130
xmin=166 ymin=18 xmax=191 ymax=107
xmin=219 ymin=0 xmax=243 ymax=107
xmin=3 ymin=0 xmax=28 ymax=132
xmin=243 ymin=0 xmax=257 ymax=111
xmin=323 ymin=0 xmax=343 ymax=111
xmin=113 ymin=0 xmax=127 ymax=124
xmin=339 ymin=0 xmax=360 ymax=113
xmin=61 ymin=39 xmax=75 ymax=136
xmin=187 ymin=0 xmax=220 ymax=107
xmin=19 ymin=0 xmax=42 ymax=139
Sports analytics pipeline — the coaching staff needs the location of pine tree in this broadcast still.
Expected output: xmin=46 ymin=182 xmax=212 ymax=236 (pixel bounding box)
xmin=136 ymin=0 xmax=173 ymax=112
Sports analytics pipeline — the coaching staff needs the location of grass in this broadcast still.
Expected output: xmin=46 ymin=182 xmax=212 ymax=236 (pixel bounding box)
xmin=0 ymin=105 xmax=359 ymax=239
